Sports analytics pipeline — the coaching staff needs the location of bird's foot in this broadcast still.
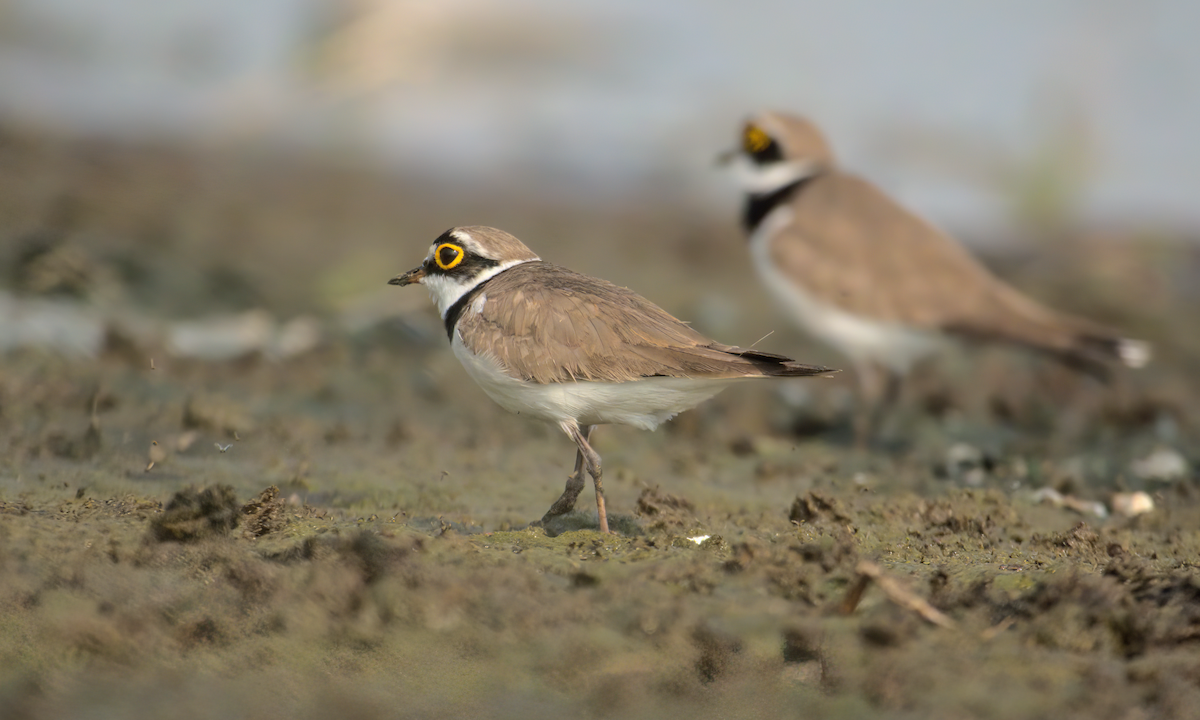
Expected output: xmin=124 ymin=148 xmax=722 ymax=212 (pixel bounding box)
xmin=537 ymin=472 xmax=586 ymax=524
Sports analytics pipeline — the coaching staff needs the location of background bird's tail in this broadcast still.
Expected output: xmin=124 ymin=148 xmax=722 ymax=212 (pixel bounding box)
xmin=1072 ymin=334 xmax=1152 ymax=370
xmin=1114 ymin=337 xmax=1152 ymax=368
xmin=952 ymin=283 xmax=1151 ymax=380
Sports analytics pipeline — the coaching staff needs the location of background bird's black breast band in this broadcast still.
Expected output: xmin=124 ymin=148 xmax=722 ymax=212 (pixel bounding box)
xmin=743 ymin=177 xmax=814 ymax=234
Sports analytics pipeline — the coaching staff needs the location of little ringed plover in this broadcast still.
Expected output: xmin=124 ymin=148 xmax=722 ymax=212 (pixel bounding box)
xmin=390 ymin=225 xmax=834 ymax=533
xmin=726 ymin=111 xmax=1150 ymax=444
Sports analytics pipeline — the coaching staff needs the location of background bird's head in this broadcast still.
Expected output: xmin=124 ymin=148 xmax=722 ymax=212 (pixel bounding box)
xmin=725 ymin=111 xmax=835 ymax=194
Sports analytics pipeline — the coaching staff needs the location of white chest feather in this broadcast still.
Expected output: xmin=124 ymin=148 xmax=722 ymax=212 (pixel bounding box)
xmin=450 ymin=332 xmax=736 ymax=431
xmin=749 ymin=206 xmax=941 ymax=373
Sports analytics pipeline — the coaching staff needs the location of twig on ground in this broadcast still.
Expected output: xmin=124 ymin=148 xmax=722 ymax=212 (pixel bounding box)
xmin=838 ymin=560 xmax=956 ymax=630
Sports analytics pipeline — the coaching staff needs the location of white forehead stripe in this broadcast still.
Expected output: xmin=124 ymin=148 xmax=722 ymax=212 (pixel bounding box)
xmin=443 ymin=229 xmax=487 ymax=257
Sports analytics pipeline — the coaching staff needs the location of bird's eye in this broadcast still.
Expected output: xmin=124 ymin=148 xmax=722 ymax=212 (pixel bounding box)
xmin=434 ymin=243 xmax=465 ymax=270
xmin=743 ymin=124 xmax=772 ymax=154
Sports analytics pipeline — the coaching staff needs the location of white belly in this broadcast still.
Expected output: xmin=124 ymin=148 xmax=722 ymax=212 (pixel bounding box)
xmin=451 ymin=334 xmax=736 ymax=430
xmin=749 ymin=207 xmax=942 ymax=373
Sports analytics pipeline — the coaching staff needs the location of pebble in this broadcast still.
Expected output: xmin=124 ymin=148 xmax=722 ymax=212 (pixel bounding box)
xmin=944 ymin=442 xmax=988 ymax=486
xmin=1111 ymin=491 xmax=1155 ymax=517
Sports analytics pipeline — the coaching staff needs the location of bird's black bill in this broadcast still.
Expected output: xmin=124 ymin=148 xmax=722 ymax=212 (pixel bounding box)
xmin=389 ymin=266 xmax=426 ymax=286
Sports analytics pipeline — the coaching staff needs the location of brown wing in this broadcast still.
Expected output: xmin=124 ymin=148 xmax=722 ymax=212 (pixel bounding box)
xmin=455 ymin=262 xmax=831 ymax=384
xmin=772 ymin=173 xmax=1124 ymax=357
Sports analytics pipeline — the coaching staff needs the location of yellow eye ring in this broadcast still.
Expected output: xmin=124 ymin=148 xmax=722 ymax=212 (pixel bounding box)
xmin=434 ymin=243 xmax=465 ymax=270
xmin=744 ymin=124 xmax=771 ymax=153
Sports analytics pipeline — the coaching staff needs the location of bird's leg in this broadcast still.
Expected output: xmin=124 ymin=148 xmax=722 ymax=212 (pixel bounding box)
xmin=539 ymin=425 xmax=593 ymax=523
xmin=562 ymin=422 xmax=608 ymax=533
xmin=853 ymin=363 xmax=901 ymax=449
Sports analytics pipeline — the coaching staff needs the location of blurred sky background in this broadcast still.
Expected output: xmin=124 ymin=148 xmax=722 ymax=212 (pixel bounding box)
xmin=1 ymin=0 xmax=1198 ymax=240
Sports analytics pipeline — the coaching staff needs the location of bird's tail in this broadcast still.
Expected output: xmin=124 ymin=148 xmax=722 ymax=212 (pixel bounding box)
xmin=1074 ymin=334 xmax=1152 ymax=370
xmin=731 ymin=348 xmax=838 ymax=377
xmin=1028 ymin=329 xmax=1150 ymax=382
xmin=1115 ymin=337 xmax=1152 ymax=368
xmin=954 ymin=283 xmax=1151 ymax=379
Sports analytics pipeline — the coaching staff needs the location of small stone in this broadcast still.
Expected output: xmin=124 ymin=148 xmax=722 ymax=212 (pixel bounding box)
xmin=946 ymin=442 xmax=982 ymax=468
xmin=943 ymin=442 xmax=991 ymax=483
xmin=1111 ymin=491 xmax=1154 ymax=517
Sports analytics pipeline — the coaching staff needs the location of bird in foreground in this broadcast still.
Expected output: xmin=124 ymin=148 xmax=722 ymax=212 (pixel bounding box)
xmin=390 ymin=226 xmax=834 ymax=533
xmin=726 ymin=111 xmax=1150 ymax=445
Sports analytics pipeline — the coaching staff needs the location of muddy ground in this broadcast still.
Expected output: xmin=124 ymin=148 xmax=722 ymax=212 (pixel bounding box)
xmin=1 ymin=130 xmax=1199 ymax=719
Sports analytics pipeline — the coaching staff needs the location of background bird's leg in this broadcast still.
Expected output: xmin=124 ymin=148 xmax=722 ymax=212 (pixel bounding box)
xmin=540 ymin=425 xmax=594 ymax=523
xmin=853 ymin=363 xmax=901 ymax=449
xmin=561 ymin=422 xmax=607 ymax=533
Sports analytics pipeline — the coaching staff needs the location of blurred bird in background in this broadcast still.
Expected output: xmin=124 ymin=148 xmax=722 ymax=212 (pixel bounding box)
xmin=725 ymin=111 xmax=1151 ymax=445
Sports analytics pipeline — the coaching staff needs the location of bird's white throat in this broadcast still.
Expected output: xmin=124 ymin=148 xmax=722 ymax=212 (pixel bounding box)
xmin=424 ymin=258 xmax=536 ymax=318
xmin=729 ymin=155 xmax=819 ymax=194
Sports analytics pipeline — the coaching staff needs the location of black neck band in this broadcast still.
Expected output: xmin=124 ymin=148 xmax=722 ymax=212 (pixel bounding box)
xmin=444 ymin=273 xmax=500 ymax=340
xmin=743 ymin=176 xmax=814 ymax=235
